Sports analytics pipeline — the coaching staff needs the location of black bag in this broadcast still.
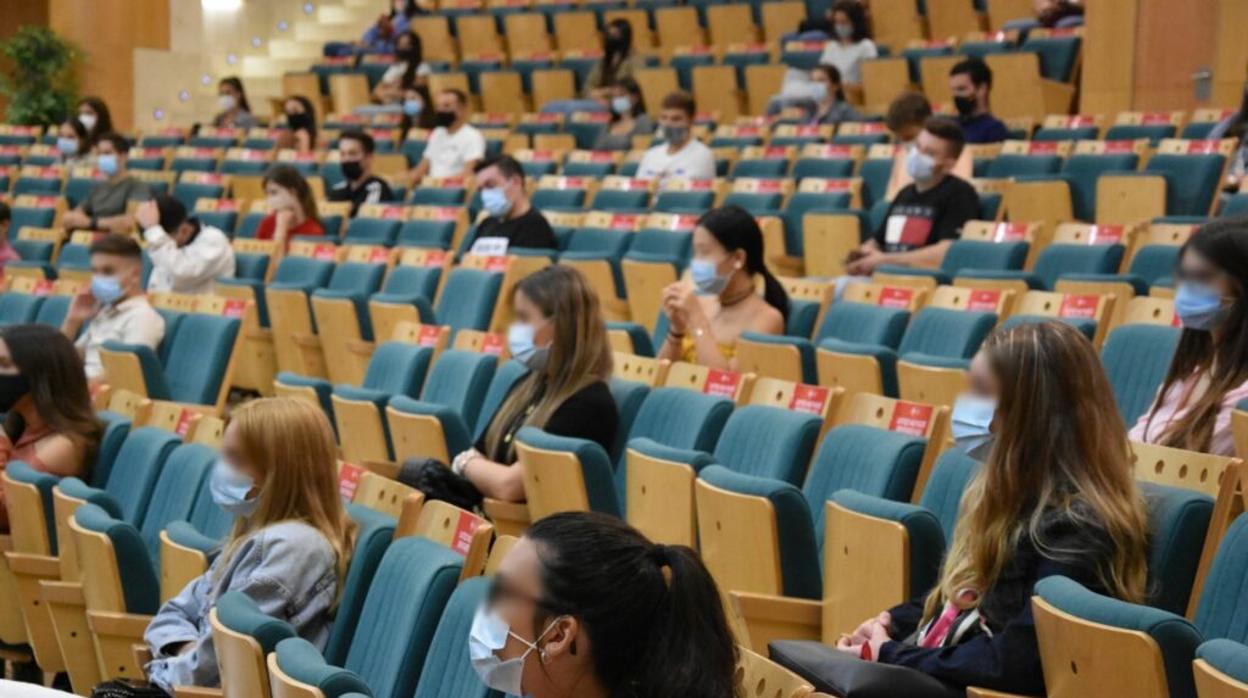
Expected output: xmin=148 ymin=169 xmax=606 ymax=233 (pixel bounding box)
xmin=397 ymin=457 xmax=484 ymax=512
xmin=768 ymin=641 xmax=966 ymax=698
xmin=90 ymin=679 xmax=171 ymax=698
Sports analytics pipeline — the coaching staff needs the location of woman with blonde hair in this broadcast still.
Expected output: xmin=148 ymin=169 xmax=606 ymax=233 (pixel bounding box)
xmin=830 ymin=321 xmax=1150 ymax=695
xmin=140 ymin=397 xmax=357 ymax=693
xmin=452 ymin=265 xmax=618 ymax=503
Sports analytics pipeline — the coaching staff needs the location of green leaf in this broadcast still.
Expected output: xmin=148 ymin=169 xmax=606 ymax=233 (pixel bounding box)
xmin=0 ymin=25 xmax=78 ymax=126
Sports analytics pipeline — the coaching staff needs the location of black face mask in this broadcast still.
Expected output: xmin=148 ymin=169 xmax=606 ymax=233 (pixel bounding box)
xmin=953 ymin=95 xmax=978 ymax=118
xmin=287 ymin=112 xmax=313 ymax=131
xmin=0 ymin=373 xmax=30 ymax=414
xmin=434 ymin=110 xmax=456 ymax=128
xmin=397 ymin=48 xmax=418 ymax=63
xmin=340 ymin=159 xmax=364 ymax=182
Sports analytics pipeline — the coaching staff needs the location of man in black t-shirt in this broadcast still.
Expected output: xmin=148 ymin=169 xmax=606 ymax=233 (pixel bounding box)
xmin=328 ymin=130 xmax=394 ymax=216
xmin=847 ymin=116 xmax=979 ymax=275
xmin=470 ymin=155 xmax=556 ymax=251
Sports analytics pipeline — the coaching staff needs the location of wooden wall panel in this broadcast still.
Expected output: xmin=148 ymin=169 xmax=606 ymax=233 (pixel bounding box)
xmin=1131 ymin=0 xmax=1216 ymax=112
xmin=1080 ymin=0 xmax=1138 ymax=115
xmin=1211 ymin=0 xmax=1248 ymax=108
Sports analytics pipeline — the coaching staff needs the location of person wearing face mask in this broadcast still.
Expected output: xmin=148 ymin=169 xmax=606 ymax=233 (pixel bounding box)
xmin=447 ymin=266 xmax=617 ymax=504
xmin=847 ymin=116 xmax=978 ymax=276
xmin=398 ymin=82 xmax=436 ymax=132
xmin=372 ymin=30 xmax=431 ymax=104
xmin=658 ymin=206 xmax=788 ymax=369
xmin=328 ymin=131 xmax=395 ymax=216
xmin=816 ymin=1 xmax=876 ymax=87
xmin=211 ymin=76 xmax=258 ymax=129
xmin=584 ymin=18 xmax=647 ymax=99
xmin=472 ymin=511 xmax=737 ymax=698
xmin=948 ymin=58 xmax=1009 ymax=144
xmin=55 ymin=117 xmax=92 ymax=167
xmin=592 ymin=77 xmax=654 ymax=151
xmin=61 ymin=234 xmax=165 ymax=381
xmin=884 ymin=92 xmax=973 ymax=200
xmin=76 ymin=95 xmax=114 ymax=150
xmin=468 ymin=155 xmax=556 ymax=253
xmin=1208 ymin=84 xmax=1248 ymax=194
xmin=0 ymin=324 xmax=102 ymax=532
xmin=636 ymin=91 xmax=715 ymax=183
xmin=1130 ymin=219 xmax=1248 ymax=455
xmin=774 ymin=321 xmax=1150 ymax=696
xmin=255 ymin=164 xmax=325 ymax=247
xmin=409 ymin=88 xmax=485 ymax=183
xmin=138 ymin=195 xmax=236 ymax=295
xmin=139 ymin=397 xmax=357 ymax=694
xmin=59 ymin=133 xmax=153 ymax=234
xmin=360 ymin=0 xmax=420 ymax=53
xmin=804 ymin=64 xmax=859 ymax=125
xmin=277 ymin=95 xmax=318 ymax=153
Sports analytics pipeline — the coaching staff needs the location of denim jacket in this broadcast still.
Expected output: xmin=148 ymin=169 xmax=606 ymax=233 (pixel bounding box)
xmin=144 ymin=520 xmax=339 ymax=691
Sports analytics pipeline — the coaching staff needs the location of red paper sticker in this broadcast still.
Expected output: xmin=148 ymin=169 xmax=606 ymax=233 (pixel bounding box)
xmin=609 ymin=213 xmax=640 ymax=229
xmin=1059 ymin=294 xmax=1098 ymax=319
xmin=1087 ymin=224 xmax=1124 ymax=244
xmin=1028 ymin=141 xmax=1059 ymax=154
xmin=483 ymin=256 xmax=509 ymax=272
xmin=339 ymin=462 xmax=363 ymax=500
xmin=481 ymin=333 xmax=505 ymax=356
xmin=1171 ymin=312 xmax=1182 ymax=327
xmin=431 ymin=207 xmax=459 ymax=220
xmin=222 ymin=299 xmax=246 ymax=318
xmin=216 ymin=199 xmax=240 ymax=211
xmin=174 ymin=408 xmax=195 ymax=437
xmin=967 ymin=289 xmax=1002 ymax=312
xmin=369 ymin=247 xmax=391 ymax=264
xmin=992 ymin=222 xmax=1029 ymax=242
xmin=588 ymin=151 xmax=615 ymax=162
xmin=31 ymin=279 xmax=54 ymax=296
xmin=1069 ymin=116 xmax=1096 ymax=127
xmin=793 ymin=125 xmax=821 ymax=136
xmin=687 ymin=179 xmax=715 ymax=190
xmin=877 ymin=287 xmax=914 ymax=309
xmin=762 ymin=146 xmax=789 ymax=158
xmin=422 ymin=250 xmax=447 ymax=267
xmin=756 ymin=179 xmax=785 ymax=193
xmin=1187 ymin=140 xmax=1222 ymax=154
xmin=1103 ymin=140 xmax=1138 ymax=154
xmin=418 ymin=324 xmax=442 ymax=347
xmin=703 ymin=369 xmax=742 ymax=398
xmin=889 ymin=401 xmax=934 ymax=436
xmin=817 ymin=145 xmax=853 ymax=158
xmin=452 ymin=511 xmax=481 ymax=556
xmin=788 ymin=384 xmax=830 ymax=415
xmin=313 ymin=244 xmax=337 ymax=260
xmin=814 ymin=179 xmax=852 ymax=192
xmin=1141 ymin=112 xmax=1172 ymax=125
xmin=379 ymin=206 xmax=405 ymax=219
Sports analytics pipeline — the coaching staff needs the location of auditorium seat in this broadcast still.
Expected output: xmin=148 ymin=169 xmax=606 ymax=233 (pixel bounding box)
xmin=1101 ymin=323 xmax=1181 ymax=425
xmin=1144 ymin=140 xmax=1229 ymax=217
xmin=210 ymin=591 xmax=298 ymax=697
xmin=99 ymin=312 xmax=240 ymax=409
xmin=310 ymin=260 xmax=390 ymax=384
xmin=329 ymin=342 xmax=435 ymax=463
xmin=386 ymin=349 xmax=498 ymax=464
xmin=433 ymin=267 xmax=504 ymax=334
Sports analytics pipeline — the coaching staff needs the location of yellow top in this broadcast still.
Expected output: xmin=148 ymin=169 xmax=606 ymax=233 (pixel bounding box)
xmin=681 ymin=335 xmax=736 ymax=363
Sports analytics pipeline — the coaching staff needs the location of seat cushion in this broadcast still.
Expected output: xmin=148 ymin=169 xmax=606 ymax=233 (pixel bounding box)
xmin=1197 ymin=639 xmax=1248 ymax=685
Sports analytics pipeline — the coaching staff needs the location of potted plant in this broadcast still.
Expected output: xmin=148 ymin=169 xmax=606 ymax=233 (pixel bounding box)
xmin=0 ymin=25 xmax=78 ymax=126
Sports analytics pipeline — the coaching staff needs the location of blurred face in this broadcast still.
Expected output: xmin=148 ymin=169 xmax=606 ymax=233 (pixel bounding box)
xmin=659 ymin=107 xmax=692 ymax=145
xmin=96 ymin=139 xmax=118 ymax=158
xmin=966 ymin=352 xmax=1000 ymax=402
xmin=692 ymin=226 xmax=743 ymax=279
xmin=476 ymin=164 xmax=522 ymax=204
xmin=1178 ymin=247 xmax=1235 ymax=298
xmin=284 ymin=99 xmax=306 ymax=117
xmin=949 ymin=72 xmax=987 ymax=111
xmin=0 ymin=339 xmax=16 ymax=378
xmin=57 ymin=123 xmax=80 ymax=141
xmin=265 ymin=181 xmax=299 ymax=212
xmin=895 ymin=123 xmax=922 ymax=144
xmin=219 ymin=82 xmax=239 ymax=100
xmin=221 ymin=422 xmax=265 ymax=490
xmin=0 ymin=338 xmax=30 ymax=413
xmin=339 ymin=138 xmax=370 ymax=168
xmin=79 ymin=103 xmax=97 ymax=120
xmin=396 ymin=34 xmax=413 ymax=54
xmin=512 ymin=290 xmax=554 ymax=347
xmin=832 ymin=10 xmax=854 ymax=37
xmin=89 ymin=253 xmax=141 ymax=294
xmin=916 ymin=129 xmax=955 ymax=176
xmin=436 ymin=92 xmax=463 ymax=122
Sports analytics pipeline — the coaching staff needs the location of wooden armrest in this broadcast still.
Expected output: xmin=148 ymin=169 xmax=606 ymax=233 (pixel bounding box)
xmin=966 ymin=688 xmax=1038 ymax=698
xmin=5 ymin=552 xmax=61 ymax=576
xmin=293 ymin=334 xmax=322 ymax=349
xmin=0 ymin=534 xmax=11 ymax=552
xmin=346 ymin=339 xmax=375 ymax=357
xmin=174 ymin=687 xmax=224 ymax=698
xmin=361 ymin=459 xmax=400 ymax=479
xmin=244 ymin=327 xmax=272 ymax=341
xmin=39 ymin=580 xmax=85 ymax=605
xmin=87 ymin=611 xmax=154 ymax=639
xmin=482 ymin=498 xmax=529 ymax=521
xmin=134 ymin=645 xmax=153 ymax=668
xmin=730 ymin=590 xmax=823 ymax=653
xmin=768 ymin=254 xmax=805 ymax=278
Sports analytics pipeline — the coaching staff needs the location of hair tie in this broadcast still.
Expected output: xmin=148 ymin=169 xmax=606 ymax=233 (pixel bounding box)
xmin=649 ymin=545 xmax=674 ymax=586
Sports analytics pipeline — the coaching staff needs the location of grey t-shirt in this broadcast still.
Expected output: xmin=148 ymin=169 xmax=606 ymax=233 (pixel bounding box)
xmin=82 ymin=176 xmax=153 ymax=217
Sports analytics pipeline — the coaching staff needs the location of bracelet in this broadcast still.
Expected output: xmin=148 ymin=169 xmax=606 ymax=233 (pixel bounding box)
xmin=666 ymin=331 xmax=686 ymax=341
xmin=451 ymin=449 xmax=476 ymax=476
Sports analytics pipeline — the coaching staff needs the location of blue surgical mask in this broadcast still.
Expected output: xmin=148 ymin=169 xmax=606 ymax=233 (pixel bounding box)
xmin=57 ymin=137 xmax=79 ymax=157
xmin=808 ymin=81 xmax=829 ymax=102
xmin=1174 ymin=281 xmax=1231 ymax=331
xmin=508 ymin=321 xmax=549 ymax=369
xmin=951 ymin=394 xmax=996 ymax=460
xmin=90 ymin=274 xmax=124 ymax=305
xmin=403 ymin=98 xmax=423 ymax=116
xmin=97 ymin=153 xmax=119 ymax=176
xmin=690 ymin=257 xmax=731 ymax=296
xmin=209 ymin=458 xmax=259 ymax=517
xmin=469 ymin=604 xmax=560 ymax=696
xmin=834 ymin=24 xmax=854 ymax=40
xmin=611 ymin=95 xmax=632 ymax=115
xmin=481 ymin=186 xmax=512 ymax=218
xmin=905 ymin=146 xmax=934 ymax=183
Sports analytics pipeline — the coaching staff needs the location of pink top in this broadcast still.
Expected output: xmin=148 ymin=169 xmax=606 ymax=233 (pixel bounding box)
xmin=1129 ymin=374 xmax=1248 ymax=456
xmin=0 ymin=242 xmax=19 ymax=272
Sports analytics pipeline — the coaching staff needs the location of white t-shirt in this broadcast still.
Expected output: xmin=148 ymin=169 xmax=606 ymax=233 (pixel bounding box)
xmin=75 ymin=296 xmax=166 ymax=380
xmin=636 ymin=140 xmax=717 ymax=183
xmin=423 ymin=124 xmax=486 ymax=178
xmin=818 ymin=39 xmax=877 ymax=85
xmin=143 ymin=223 xmax=236 ymax=295
xmin=381 ymin=60 xmax=433 ymax=85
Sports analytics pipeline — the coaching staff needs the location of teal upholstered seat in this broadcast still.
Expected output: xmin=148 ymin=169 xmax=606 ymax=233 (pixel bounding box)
xmin=312 ymin=262 xmax=389 ymax=340
xmin=5 ymin=461 xmax=62 ymax=554
xmin=57 ymin=426 xmax=181 ymax=524
xmin=323 ymin=504 xmax=398 ymax=666
xmin=957 ymin=243 xmax=1124 ymax=291
xmin=712 ymin=405 xmax=821 ymax=485
xmin=387 ymin=349 xmax=498 ymax=459
xmin=1101 ymin=323 xmax=1181 ymax=425
xmin=215 ymin=590 xmax=298 ymax=654
xmin=515 ymin=426 xmax=620 ymax=517
xmin=370 ymin=266 xmax=439 ymax=325
xmin=739 ymin=331 xmax=818 ymax=384
xmin=614 ymin=387 xmax=733 ymax=499
xmin=412 ymin=576 xmax=497 ymax=698
xmin=137 ymin=443 xmax=217 ymax=566
xmin=332 ymin=343 xmax=434 ymax=459
xmin=1140 ymin=482 xmax=1215 ymax=615
xmin=472 ymin=360 xmax=529 ymax=441
xmin=435 ymin=268 xmax=503 ymax=333
xmin=91 ymin=411 xmax=133 ymax=489
xmin=607 ymin=378 xmax=650 ymax=464
xmin=0 ymin=293 xmax=44 ymax=325
xmin=1145 ymin=153 xmax=1225 ymax=217
xmin=1197 ymin=639 xmax=1248 ymax=685
xmin=897 ymin=307 xmax=997 ymax=371
xmin=344 ymin=218 xmax=401 ymax=246
xmin=73 ymin=503 xmax=162 ymax=615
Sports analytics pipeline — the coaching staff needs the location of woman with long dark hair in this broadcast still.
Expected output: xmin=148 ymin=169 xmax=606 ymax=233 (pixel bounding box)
xmin=278 ymin=95 xmax=318 ymax=152
xmin=471 ymin=511 xmax=739 ymax=698
xmin=658 ymin=205 xmax=788 ymax=369
xmin=592 ymin=77 xmax=654 ymax=151
xmin=399 ymin=81 xmax=437 ymax=132
xmin=1210 ymin=85 xmax=1248 ymax=192
xmin=76 ymin=95 xmax=114 ymax=150
xmin=1131 ymin=218 xmax=1248 ymax=455
xmin=373 ymin=30 xmax=431 ymax=103
xmin=212 ymin=76 xmax=258 ymax=129
xmin=817 ymin=0 xmax=876 ymax=86
xmin=583 ymin=18 xmax=646 ymax=98
xmin=255 ymin=164 xmax=323 ymax=247
xmin=0 ymin=324 xmax=102 ymax=530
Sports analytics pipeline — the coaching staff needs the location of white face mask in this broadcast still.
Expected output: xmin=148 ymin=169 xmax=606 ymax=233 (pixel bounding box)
xmin=78 ymin=113 xmax=97 ymax=131
xmin=469 ymin=605 xmax=561 ymax=696
xmin=218 ymin=94 xmax=238 ymax=112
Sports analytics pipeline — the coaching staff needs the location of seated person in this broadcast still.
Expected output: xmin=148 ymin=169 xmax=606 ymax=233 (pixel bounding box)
xmin=804 ymin=65 xmax=860 ymax=125
xmin=636 ymin=91 xmax=715 ymax=182
xmin=469 ymin=155 xmax=556 ymax=252
xmin=658 ymin=206 xmax=787 ymax=370
xmin=138 ymin=195 xmax=236 ymax=295
xmin=255 ymin=164 xmax=325 ymax=246
xmin=450 ymin=266 xmax=618 ymax=503
xmin=359 ymin=0 xmax=418 ymax=53
xmin=62 ymin=234 xmax=166 ymax=381
xmin=886 ymin=92 xmax=973 ymax=200
xmin=212 ymin=76 xmax=259 ymax=129
xmin=55 ymin=117 xmax=93 ymax=167
xmin=828 ymin=321 xmax=1148 ymax=695
xmin=1131 ymin=219 xmax=1248 ymax=455
xmin=142 ymin=397 xmax=358 ymax=693
xmin=0 ymin=202 xmax=19 ymax=273
xmin=276 ymin=96 xmax=318 ymax=153
xmin=372 ymin=30 xmax=431 ymax=103
xmin=399 ymin=82 xmax=436 ymax=132
xmin=949 ymin=57 xmax=1010 ymax=144
xmin=1209 ymin=84 xmax=1247 ymax=193
xmin=592 ymin=77 xmax=655 ymax=151
xmin=818 ymin=0 xmax=877 ymax=87
xmin=409 ymin=88 xmax=485 ymax=183
xmin=328 ymin=130 xmax=395 ymax=216
xmin=583 ymin=19 xmax=647 ymax=99
xmin=0 ymin=323 xmax=102 ymax=531
xmin=477 ymin=511 xmax=738 ymax=698
xmin=76 ymin=96 xmax=114 ymax=150
xmin=60 ymin=133 xmax=152 ymax=233
xmin=1036 ymin=0 xmax=1084 ymax=27
xmin=848 ymin=117 xmax=978 ymax=275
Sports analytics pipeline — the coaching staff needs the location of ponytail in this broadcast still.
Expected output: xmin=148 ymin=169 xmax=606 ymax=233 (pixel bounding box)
xmin=697 ymin=205 xmax=791 ymax=321
xmin=760 ymin=268 xmax=790 ymax=321
xmin=525 ymin=512 xmax=739 ymax=698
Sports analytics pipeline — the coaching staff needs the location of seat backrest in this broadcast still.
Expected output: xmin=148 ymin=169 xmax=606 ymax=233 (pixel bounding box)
xmin=342 ymin=536 xmax=463 ymax=698
xmin=213 ymin=591 xmax=298 ymax=697
xmin=626 ymin=387 xmax=734 ymax=464
xmin=412 ymin=576 xmax=493 ymax=698
xmin=324 ymin=503 xmax=398 ymax=666
xmin=1128 ymin=245 xmax=1182 ymax=287
xmin=382 ymin=265 xmax=441 ymax=299
xmin=0 ymin=293 xmax=44 ymax=324
xmin=1146 ymin=153 xmax=1225 ymax=217
xmin=362 ymin=342 xmax=433 ymax=398
xmin=472 ymin=359 xmax=529 ymax=442
xmin=802 ymin=424 xmax=927 ymax=551
xmin=105 ymin=427 xmax=183 ymax=523
xmin=1034 ymin=243 xmax=1125 ymax=289
xmin=916 ymin=448 xmax=982 ymax=542
xmin=272 ymin=256 xmax=336 ymax=287
xmin=138 ymin=443 xmax=216 ymax=564
xmin=1195 ymin=513 xmax=1248 ymax=642
xmin=33 ymin=294 xmax=71 ymax=328
xmin=345 ymin=218 xmax=401 ymax=245
xmin=91 ymin=411 xmax=133 ymax=489
xmin=517 ymin=426 xmax=621 ymax=517
xmin=1101 ymin=324 xmax=1181 ymax=425
xmin=941 ymin=240 xmax=1029 ymax=274
xmin=897 ymin=307 xmax=997 ymax=359
xmin=329 ymin=261 xmax=388 ymax=295
xmin=419 ymin=349 xmax=498 ymax=429
xmin=164 ymin=314 xmax=240 ymax=404
xmin=816 ymin=299 xmax=910 ymax=347
xmin=435 ymin=268 xmax=503 ymax=332
xmin=1141 ymin=482 xmax=1215 ymax=616
xmin=608 ymin=378 xmax=650 ymax=464
xmin=73 ymin=503 xmax=162 ymax=614
xmin=1062 ymin=153 xmax=1141 ymax=221
xmin=712 ymin=405 xmax=821 ymax=485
